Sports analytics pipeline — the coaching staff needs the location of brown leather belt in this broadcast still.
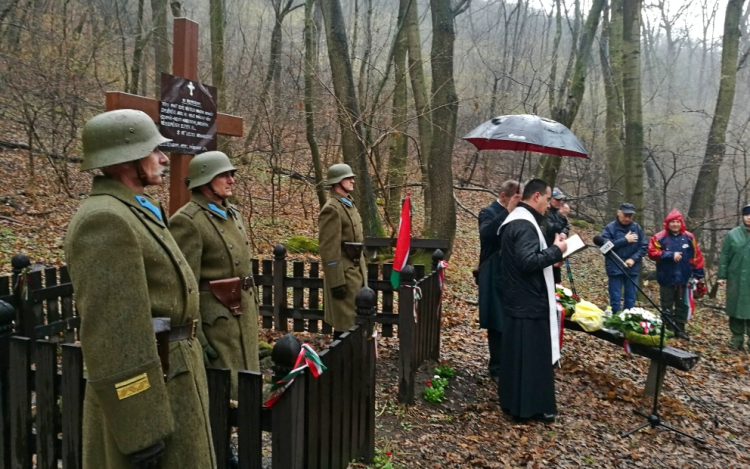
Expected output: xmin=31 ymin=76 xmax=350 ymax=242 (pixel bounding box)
xmin=169 ymin=319 xmax=198 ymax=342
xmin=199 ymin=276 xmax=254 ymax=292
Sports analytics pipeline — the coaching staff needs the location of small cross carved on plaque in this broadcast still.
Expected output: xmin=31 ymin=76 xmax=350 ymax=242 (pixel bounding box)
xmin=105 ymin=18 xmax=243 ymax=215
xmin=187 ymin=82 xmax=195 ymax=96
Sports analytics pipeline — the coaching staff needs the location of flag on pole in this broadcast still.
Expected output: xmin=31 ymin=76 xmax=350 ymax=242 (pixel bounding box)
xmin=390 ymin=193 xmax=412 ymax=289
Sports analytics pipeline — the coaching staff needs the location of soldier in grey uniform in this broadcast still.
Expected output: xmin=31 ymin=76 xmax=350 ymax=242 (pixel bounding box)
xmin=169 ymin=151 xmax=260 ymax=399
xmin=318 ymin=163 xmax=368 ymax=337
xmin=64 ymin=110 xmax=216 ymax=469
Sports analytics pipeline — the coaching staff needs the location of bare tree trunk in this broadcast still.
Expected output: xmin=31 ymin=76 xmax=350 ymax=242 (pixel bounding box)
xmin=305 ymin=0 xmax=327 ymax=208
xmin=210 ymin=0 xmax=226 ymax=110
xmin=385 ymin=0 xmax=410 ymax=229
xmin=688 ymin=0 xmax=747 ymax=237
xmin=129 ymin=0 xmax=148 ymax=95
xmin=405 ymin=0 xmax=432 ymax=229
xmin=547 ymin=0 xmax=562 ymax=114
xmin=537 ymin=0 xmax=605 ymax=186
xmin=151 ymin=0 xmax=170 ymax=97
xmin=319 ymin=0 xmax=384 ymax=237
xmin=601 ymin=0 xmax=625 ymax=215
xmin=622 ymin=0 xmax=644 ymax=224
xmin=427 ymin=0 xmax=466 ymax=255
xmin=356 ymin=0 xmax=373 ymax=114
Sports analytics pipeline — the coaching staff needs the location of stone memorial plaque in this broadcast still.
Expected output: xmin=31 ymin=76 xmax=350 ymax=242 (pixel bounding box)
xmin=159 ymin=72 xmax=218 ymax=154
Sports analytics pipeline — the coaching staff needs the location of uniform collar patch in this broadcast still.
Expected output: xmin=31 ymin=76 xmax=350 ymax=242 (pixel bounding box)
xmin=135 ymin=196 xmax=162 ymax=222
xmin=340 ymin=197 xmax=353 ymax=208
xmin=208 ymin=203 xmax=227 ymax=219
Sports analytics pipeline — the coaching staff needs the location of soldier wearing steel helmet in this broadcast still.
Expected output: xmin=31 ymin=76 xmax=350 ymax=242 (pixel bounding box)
xmin=318 ymin=163 xmax=368 ymax=336
xmin=64 ymin=110 xmax=216 ymax=469
xmin=169 ymin=151 xmax=259 ymax=400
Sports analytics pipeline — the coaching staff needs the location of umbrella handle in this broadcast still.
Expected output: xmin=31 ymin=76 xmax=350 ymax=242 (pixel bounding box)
xmin=517 ymin=151 xmax=527 ymax=191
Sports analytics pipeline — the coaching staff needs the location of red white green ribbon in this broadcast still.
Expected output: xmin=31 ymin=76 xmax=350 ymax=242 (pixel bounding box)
xmin=264 ymin=343 xmax=326 ymax=407
xmin=623 ymin=340 xmax=632 ymax=354
xmin=437 ymin=260 xmax=448 ymax=289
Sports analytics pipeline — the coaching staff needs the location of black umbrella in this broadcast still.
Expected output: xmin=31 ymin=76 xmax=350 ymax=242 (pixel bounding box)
xmin=462 ymin=114 xmax=588 ymax=182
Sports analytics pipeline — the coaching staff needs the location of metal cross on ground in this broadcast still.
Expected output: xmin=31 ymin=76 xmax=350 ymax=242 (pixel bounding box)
xmin=104 ymin=18 xmax=243 ymax=215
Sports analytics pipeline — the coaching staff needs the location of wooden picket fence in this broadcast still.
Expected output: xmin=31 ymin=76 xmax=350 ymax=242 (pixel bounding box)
xmin=0 ymin=238 xmax=447 ymax=467
xmin=2 ymin=313 xmax=377 ymax=469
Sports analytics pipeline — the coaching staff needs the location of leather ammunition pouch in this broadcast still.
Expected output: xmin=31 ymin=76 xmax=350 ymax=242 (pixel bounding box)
xmin=153 ymin=317 xmax=198 ymax=381
xmin=199 ymin=277 xmax=254 ymax=317
xmin=341 ymin=242 xmax=364 ymax=262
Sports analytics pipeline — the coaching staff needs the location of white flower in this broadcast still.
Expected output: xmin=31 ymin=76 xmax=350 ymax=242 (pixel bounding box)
xmin=618 ymin=312 xmax=627 ymax=321
xmin=434 ymin=375 xmax=440 ymax=380
xmin=562 ymin=287 xmax=573 ymax=297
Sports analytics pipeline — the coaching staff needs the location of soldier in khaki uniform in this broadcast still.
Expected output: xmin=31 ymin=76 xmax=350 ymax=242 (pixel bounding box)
xmin=169 ymin=151 xmax=259 ymax=399
xmin=318 ymin=163 xmax=368 ymax=336
xmin=64 ymin=110 xmax=215 ymax=469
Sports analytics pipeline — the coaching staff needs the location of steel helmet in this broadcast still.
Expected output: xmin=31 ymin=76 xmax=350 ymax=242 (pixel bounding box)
xmin=187 ymin=151 xmax=237 ymax=189
xmin=81 ymin=109 xmax=171 ymax=171
xmin=326 ymin=163 xmax=356 ymax=186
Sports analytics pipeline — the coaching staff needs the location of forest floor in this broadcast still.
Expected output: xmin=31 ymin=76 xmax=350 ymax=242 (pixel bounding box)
xmin=1 ymin=147 xmax=749 ymax=468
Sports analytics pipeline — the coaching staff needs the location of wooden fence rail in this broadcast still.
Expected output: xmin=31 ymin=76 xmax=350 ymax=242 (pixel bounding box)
xmin=0 ymin=290 xmax=378 ymax=469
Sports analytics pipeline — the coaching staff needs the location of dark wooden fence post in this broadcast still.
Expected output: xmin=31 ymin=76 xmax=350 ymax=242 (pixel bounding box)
xmin=237 ymin=371 xmax=263 ymax=469
xmin=35 ymin=340 xmax=58 ymax=469
xmin=0 ymin=300 xmax=11 ymax=469
xmin=207 ymin=367 xmax=232 ymax=469
xmin=355 ymin=287 xmax=376 ymax=463
xmin=271 ymin=333 xmax=304 ymax=468
xmin=397 ymin=265 xmax=415 ymax=404
xmin=273 ymin=244 xmax=288 ymax=332
xmin=11 ymin=255 xmax=32 ymax=342
xmin=431 ymin=249 xmax=445 ymax=360
xmin=61 ymin=344 xmax=84 ymax=469
xmin=9 ymin=336 xmax=32 ymax=468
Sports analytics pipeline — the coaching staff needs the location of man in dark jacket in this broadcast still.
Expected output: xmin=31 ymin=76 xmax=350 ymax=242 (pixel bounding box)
xmin=477 ymin=180 xmax=519 ymax=383
xmin=545 ymin=188 xmax=570 ymax=283
xmin=498 ymin=179 xmax=567 ymax=422
xmin=601 ymin=203 xmax=648 ymax=313
xmin=648 ymin=209 xmax=705 ymax=339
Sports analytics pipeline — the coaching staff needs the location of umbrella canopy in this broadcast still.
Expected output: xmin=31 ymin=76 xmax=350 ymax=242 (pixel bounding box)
xmin=462 ymin=114 xmax=588 ymax=158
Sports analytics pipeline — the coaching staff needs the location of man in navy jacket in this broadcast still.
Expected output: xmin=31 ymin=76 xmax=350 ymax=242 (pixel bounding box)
xmin=601 ymin=203 xmax=648 ymax=312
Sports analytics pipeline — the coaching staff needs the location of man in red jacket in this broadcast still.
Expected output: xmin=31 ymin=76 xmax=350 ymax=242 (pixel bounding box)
xmin=647 ymin=209 xmax=705 ymax=339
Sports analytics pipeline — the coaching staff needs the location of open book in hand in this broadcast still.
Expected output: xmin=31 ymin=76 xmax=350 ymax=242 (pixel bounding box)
xmin=561 ymin=234 xmax=587 ymax=259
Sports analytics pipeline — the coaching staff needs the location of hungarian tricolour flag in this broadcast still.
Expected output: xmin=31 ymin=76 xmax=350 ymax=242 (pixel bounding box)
xmin=390 ymin=193 xmax=412 ymax=289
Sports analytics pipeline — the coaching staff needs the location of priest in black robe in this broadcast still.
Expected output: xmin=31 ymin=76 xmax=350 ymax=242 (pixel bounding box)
xmin=498 ymin=179 xmax=567 ymax=422
xmin=477 ymin=180 xmax=519 ymax=383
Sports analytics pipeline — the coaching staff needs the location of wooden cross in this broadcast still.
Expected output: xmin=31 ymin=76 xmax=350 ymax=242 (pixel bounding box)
xmin=105 ymin=18 xmax=243 ymax=215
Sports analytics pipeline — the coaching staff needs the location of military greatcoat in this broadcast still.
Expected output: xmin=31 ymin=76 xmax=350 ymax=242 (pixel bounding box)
xmin=169 ymin=193 xmax=260 ymax=397
xmin=64 ymin=177 xmax=215 ymax=469
xmin=318 ymin=191 xmax=367 ymax=331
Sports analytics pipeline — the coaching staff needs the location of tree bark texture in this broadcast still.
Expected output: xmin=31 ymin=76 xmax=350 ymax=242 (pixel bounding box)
xmin=687 ymin=0 xmax=747 ymax=237
xmin=385 ymin=0 xmax=410 ymax=229
xmin=210 ymin=0 xmax=226 ymax=111
xmin=304 ymin=0 xmax=327 ymax=208
xmin=537 ymin=0 xmax=605 ymax=186
xmin=151 ymin=0 xmax=170 ymax=98
xmin=622 ymin=0 xmax=644 ymax=224
xmin=319 ymin=0 xmax=384 ymax=237
xmin=427 ymin=0 xmax=459 ymax=255
xmin=405 ymin=0 xmax=432 ymax=229
xmin=601 ymin=0 xmax=625 ymax=215
xmin=129 ymin=0 xmax=147 ymax=95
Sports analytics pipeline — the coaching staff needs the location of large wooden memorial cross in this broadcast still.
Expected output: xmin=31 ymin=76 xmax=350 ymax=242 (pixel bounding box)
xmin=105 ymin=18 xmax=243 ymax=215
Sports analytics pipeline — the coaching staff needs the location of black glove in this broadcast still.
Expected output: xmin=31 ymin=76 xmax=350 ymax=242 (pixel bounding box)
xmin=130 ymin=440 xmax=165 ymax=469
xmin=203 ymin=343 xmax=218 ymax=365
xmin=332 ymin=285 xmax=347 ymax=299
